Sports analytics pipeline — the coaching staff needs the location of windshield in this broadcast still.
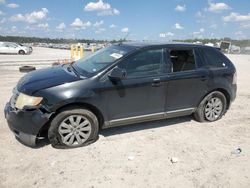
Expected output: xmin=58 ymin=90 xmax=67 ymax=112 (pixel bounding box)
xmin=73 ymin=45 xmax=132 ymax=75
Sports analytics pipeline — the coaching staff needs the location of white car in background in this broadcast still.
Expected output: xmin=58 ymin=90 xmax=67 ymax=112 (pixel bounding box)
xmin=0 ymin=42 xmax=33 ymax=55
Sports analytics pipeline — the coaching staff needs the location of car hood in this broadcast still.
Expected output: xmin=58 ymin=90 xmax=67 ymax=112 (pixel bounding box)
xmin=17 ymin=65 xmax=82 ymax=95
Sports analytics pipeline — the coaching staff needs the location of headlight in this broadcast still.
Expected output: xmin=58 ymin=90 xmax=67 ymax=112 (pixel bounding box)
xmin=15 ymin=93 xmax=43 ymax=109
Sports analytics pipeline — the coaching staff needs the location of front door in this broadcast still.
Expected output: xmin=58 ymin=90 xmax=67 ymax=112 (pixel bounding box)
xmin=102 ymin=48 xmax=168 ymax=125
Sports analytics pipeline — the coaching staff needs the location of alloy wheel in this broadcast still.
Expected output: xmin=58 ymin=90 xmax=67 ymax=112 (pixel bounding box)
xmin=58 ymin=115 xmax=92 ymax=146
xmin=205 ymin=97 xmax=223 ymax=121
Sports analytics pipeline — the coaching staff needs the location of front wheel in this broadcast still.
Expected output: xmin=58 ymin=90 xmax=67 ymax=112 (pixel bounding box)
xmin=48 ymin=108 xmax=99 ymax=149
xmin=18 ymin=50 xmax=25 ymax=55
xmin=194 ymin=91 xmax=227 ymax=122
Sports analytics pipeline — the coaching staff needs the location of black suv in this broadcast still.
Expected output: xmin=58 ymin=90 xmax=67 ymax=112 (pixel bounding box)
xmin=4 ymin=42 xmax=237 ymax=148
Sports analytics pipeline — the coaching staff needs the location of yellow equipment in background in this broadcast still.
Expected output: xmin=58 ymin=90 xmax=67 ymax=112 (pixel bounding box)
xmin=91 ymin=46 xmax=96 ymax=53
xmin=71 ymin=44 xmax=84 ymax=61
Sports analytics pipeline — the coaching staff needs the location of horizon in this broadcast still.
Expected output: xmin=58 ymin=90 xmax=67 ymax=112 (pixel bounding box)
xmin=0 ymin=0 xmax=250 ymax=40
xmin=1 ymin=35 xmax=250 ymax=42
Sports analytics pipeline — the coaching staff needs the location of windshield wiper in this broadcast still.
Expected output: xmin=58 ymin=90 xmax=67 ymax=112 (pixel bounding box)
xmin=66 ymin=63 xmax=79 ymax=76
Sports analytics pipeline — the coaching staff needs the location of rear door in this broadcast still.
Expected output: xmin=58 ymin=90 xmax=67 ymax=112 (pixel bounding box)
xmin=165 ymin=47 xmax=209 ymax=112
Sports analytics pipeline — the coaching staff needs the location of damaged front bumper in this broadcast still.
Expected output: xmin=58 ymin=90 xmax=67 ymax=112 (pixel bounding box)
xmin=4 ymin=102 xmax=51 ymax=147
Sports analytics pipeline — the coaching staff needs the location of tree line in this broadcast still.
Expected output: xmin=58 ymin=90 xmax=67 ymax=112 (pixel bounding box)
xmin=1 ymin=35 xmax=250 ymax=47
xmin=0 ymin=35 xmax=123 ymax=44
xmin=174 ymin=38 xmax=250 ymax=48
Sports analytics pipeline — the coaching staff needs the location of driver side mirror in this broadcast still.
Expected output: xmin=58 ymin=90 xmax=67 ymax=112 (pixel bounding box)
xmin=108 ymin=67 xmax=127 ymax=80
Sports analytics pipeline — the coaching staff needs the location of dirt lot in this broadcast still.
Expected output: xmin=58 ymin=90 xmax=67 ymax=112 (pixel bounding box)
xmin=0 ymin=47 xmax=71 ymax=63
xmin=0 ymin=47 xmax=91 ymax=70
xmin=0 ymin=54 xmax=250 ymax=188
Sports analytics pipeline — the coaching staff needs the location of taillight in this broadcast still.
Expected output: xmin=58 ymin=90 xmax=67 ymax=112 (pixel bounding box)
xmin=233 ymin=71 xmax=237 ymax=85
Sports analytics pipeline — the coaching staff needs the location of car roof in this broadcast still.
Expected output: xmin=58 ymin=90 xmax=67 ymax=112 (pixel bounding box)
xmin=117 ymin=41 xmax=209 ymax=49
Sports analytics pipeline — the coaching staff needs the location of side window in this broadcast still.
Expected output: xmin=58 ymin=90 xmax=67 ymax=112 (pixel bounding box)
xmin=119 ymin=49 xmax=166 ymax=78
xmin=202 ymin=48 xmax=225 ymax=68
xmin=9 ymin=44 xmax=16 ymax=48
xmin=5 ymin=44 xmax=12 ymax=47
xmin=169 ymin=50 xmax=196 ymax=72
xmin=11 ymin=44 xmax=18 ymax=48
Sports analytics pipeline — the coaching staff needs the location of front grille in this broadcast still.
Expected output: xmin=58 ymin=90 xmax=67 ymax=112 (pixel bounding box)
xmin=10 ymin=88 xmax=19 ymax=108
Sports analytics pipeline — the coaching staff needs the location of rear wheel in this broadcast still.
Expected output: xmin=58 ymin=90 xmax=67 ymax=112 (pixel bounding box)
xmin=194 ymin=91 xmax=227 ymax=122
xmin=48 ymin=108 xmax=99 ymax=149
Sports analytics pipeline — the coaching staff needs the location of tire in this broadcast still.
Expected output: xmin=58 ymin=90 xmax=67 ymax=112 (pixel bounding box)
xmin=19 ymin=66 xmax=36 ymax=73
xmin=48 ymin=108 xmax=99 ymax=149
xmin=52 ymin=62 xmax=60 ymax=66
xmin=194 ymin=91 xmax=227 ymax=122
xmin=19 ymin=50 xmax=25 ymax=55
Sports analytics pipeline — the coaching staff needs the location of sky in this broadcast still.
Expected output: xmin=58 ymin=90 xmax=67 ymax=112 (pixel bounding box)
xmin=0 ymin=0 xmax=250 ymax=40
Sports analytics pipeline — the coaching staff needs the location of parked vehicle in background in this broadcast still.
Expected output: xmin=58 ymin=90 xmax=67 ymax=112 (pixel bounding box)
xmin=4 ymin=42 xmax=237 ymax=149
xmin=18 ymin=43 xmax=33 ymax=53
xmin=242 ymin=46 xmax=250 ymax=54
xmin=230 ymin=45 xmax=241 ymax=54
xmin=219 ymin=41 xmax=241 ymax=54
xmin=204 ymin=43 xmax=214 ymax=47
xmin=220 ymin=41 xmax=231 ymax=53
xmin=0 ymin=42 xmax=33 ymax=55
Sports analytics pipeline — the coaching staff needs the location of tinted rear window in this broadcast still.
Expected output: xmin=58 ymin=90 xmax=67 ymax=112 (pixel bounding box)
xmin=202 ymin=48 xmax=226 ymax=68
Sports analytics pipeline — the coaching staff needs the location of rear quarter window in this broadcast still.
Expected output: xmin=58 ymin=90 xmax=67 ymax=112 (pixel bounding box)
xmin=201 ymin=48 xmax=227 ymax=68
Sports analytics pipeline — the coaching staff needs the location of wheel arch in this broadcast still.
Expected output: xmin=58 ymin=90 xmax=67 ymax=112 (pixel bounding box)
xmin=194 ymin=88 xmax=231 ymax=122
xmin=200 ymin=88 xmax=231 ymax=110
xmin=38 ymin=102 xmax=105 ymax=138
xmin=18 ymin=49 xmax=25 ymax=54
xmin=53 ymin=102 xmax=104 ymax=128
xmin=213 ymin=88 xmax=231 ymax=109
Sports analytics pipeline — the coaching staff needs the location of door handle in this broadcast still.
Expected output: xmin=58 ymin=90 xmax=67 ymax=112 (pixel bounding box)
xmin=152 ymin=78 xmax=162 ymax=87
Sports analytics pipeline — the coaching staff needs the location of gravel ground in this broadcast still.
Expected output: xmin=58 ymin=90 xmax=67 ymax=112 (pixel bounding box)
xmin=0 ymin=54 xmax=249 ymax=188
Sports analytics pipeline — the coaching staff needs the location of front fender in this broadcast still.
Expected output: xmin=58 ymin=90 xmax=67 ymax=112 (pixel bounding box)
xmin=34 ymin=79 xmax=107 ymax=119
